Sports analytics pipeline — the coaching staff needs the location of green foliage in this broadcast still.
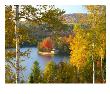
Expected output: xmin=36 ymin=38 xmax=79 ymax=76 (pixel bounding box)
xmin=5 ymin=5 xmax=65 ymax=48
xmin=95 ymin=56 xmax=106 ymax=83
xmin=55 ymin=37 xmax=70 ymax=55
xmin=85 ymin=5 xmax=106 ymax=83
xmin=43 ymin=61 xmax=56 ymax=83
xmin=5 ymin=64 xmax=16 ymax=83
xmin=80 ymin=57 xmax=93 ymax=83
xmin=5 ymin=5 xmax=106 ymax=83
xmin=41 ymin=7 xmax=65 ymax=31
xmin=5 ymin=5 xmax=65 ymax=83
xmin=28 ymin=61 xmax=95 ymax=83
xmin=28 ymin=61 xmax=42 ymax=83
xmin=5 ymin=5 xmax=15 ymax=48
xmin=55 ymin=62 xmax=78 ymax=83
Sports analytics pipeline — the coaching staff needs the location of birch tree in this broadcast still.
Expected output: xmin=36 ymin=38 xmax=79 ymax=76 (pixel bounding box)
xmin=5 ymin=5 xmax=65 ymax=83
xmin=69 ymin=5 xmax=106 ymax=83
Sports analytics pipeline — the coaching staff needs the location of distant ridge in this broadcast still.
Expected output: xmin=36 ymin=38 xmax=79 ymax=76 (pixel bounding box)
xmin=63 ymin=13 xmax=87 ymax=24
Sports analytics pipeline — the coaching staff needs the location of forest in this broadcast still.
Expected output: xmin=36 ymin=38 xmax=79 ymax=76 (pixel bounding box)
xmin=5 ymin=5 xmax=106 ymax=83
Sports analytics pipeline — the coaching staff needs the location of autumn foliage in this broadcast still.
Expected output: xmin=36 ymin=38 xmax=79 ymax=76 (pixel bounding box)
xmin=38 ymin=37 xmax=53 ymax=52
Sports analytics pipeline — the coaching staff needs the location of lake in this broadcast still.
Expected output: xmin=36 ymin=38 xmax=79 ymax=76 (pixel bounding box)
xmin=19 ymin=47 xmax=69 ymax=81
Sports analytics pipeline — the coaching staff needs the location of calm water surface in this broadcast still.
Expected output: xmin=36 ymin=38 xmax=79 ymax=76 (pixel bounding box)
xmin=19 ymin=47 xmax=69 ymax=81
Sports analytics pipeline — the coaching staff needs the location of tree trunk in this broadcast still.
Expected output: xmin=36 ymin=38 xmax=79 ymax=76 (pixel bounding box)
xmin=76 ymin=67 xmax=80 ymax=83
xmin=92 ymin=54 xmax=95 ymax=83
xmin=15 ymin=5 xmax=20 ymax=83
xmin=92 ymin=43 xmax=95 ymax=83
xmin=101 ymin=56 xmax=104 ymax=83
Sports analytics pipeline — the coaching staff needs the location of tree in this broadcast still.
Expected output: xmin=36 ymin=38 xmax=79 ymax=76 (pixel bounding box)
xmin=81 ymin=57 xmax=93 ymax=83
xmin=55 ymin=62 xmax=78 ymax=83
xmin=5 ymin=5 xmax=65 ymax=83
xmin=5 ymin=5 xmax=18 ymax=83
xmin=5 ymin=5 xmax=15 ymax=48
xmin=5 ymin=64 xmax=16 ymax=83
xmin=28 ymin=61 xmax=41 ymax=83
xmin=69 ymin=29 xmax=89 ymax=68
xmin=55 ymin=36 xmax=70 ymax=55
xmin=38 ymin=37 xmax=53 ymax=52
xmin=69 ymin=5 xmax=106 ymax=83
xmin=41 ymin=7 xmax=65 ymax=31
xmin=15 ymin=5 xmax=20 ymax=83
xmin=43 ymin=61 xmax=56 ymax=83
xmin=69 ymin=27 xmax=90 ymax=82
xmin=85 ymin=5 xmax=106 ymax=83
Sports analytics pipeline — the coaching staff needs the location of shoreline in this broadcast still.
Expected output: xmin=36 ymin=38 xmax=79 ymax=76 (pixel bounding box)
xmin=38 ymin=51 xmax=55 ymax=56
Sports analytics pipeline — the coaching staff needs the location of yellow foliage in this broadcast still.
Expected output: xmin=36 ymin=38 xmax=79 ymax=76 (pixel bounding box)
xmin=69 ymin=31 xmax=89 ymax=69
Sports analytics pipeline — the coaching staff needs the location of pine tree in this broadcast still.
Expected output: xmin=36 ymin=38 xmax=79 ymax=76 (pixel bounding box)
xmin=28 ymin=61 xmax=41 ymax=83
xmin=43 ymin=61 xmax=56 ymax=83
xmin=5 ymin=5 xmax=65 ymax=83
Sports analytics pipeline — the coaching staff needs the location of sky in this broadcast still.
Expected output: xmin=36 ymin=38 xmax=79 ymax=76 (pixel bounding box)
xmin=55 ymin=5 xmax=88 ymax=14
xmin=31 ymin=5 xmax=88 ymax=14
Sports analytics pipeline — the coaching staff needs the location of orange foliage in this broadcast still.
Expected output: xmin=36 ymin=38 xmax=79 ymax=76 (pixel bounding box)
xmin=39 ymin=37 xmax=53 ymax=51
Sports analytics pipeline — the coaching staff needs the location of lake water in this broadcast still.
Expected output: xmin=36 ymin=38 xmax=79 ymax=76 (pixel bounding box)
xmin=19 ymin=47 xmax=69 ymax=81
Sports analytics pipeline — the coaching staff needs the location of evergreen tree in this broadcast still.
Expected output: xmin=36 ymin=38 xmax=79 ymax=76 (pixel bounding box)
xmin=5 ymin=5 xmax=65 ymax=83
xmin=43 ymin=61 xmax=56 ymax=83
xmin=28 ymin=61 xmax=41 ymax=83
